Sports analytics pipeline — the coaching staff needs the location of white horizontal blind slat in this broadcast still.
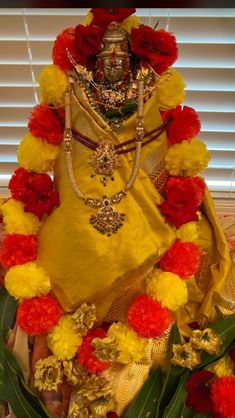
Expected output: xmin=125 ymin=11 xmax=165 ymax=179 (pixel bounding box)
xmin=0 ymin=8 xmax=234 ymax=196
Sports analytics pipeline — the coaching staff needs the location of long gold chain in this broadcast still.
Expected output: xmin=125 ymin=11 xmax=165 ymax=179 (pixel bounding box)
xmin=63 ymin=74 xmax=145 ymax=236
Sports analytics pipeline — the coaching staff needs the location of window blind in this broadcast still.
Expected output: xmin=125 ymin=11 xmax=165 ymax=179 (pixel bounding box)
xmin=0 ymin=8 xmax=234 ymax=200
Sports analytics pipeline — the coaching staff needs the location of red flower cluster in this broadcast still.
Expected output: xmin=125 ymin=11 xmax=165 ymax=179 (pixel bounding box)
xmin=186 ymin=370 xmax=215 ymax=413
xmin=0 ymin=234 xmax=37 ymax=269
xmin=131 ymin=26 xmax=178 ymax=75
xmin=162 ymin=105 xmax=201 ymax=145
xmin=159 ymin=176 xmax=206 ymax=228
xmin=127 ymin=294 xmax=171 ymax=338
xmin=77 ymin=328 xmax=109 ymax=374
xmin=52 ymin=27 xmax=77 ymax=71
xmin=9 ymin=167 xmax=59 ymax=220
xmin=91 ymin=8 xmax=136 ymax=26
xmin=17 ymin=295 xmax=63 ymax=336
xmin=74 ymin=25 xmax=105 ymax=70
xmin=159 ymin=239 xmax=201 ymax=279
xmin=107 ymin=413 xmax=119 ymax=418
xmin=28 ymin=104 xmax=64 ymax=146
xmin=211 ymin=376 xmax=235 ymax=418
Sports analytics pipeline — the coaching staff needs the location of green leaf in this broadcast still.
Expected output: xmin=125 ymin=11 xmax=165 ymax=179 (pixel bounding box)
xmin=194 ymin=414 xmax=213 ymax=418
xmin=18 ymin=378 xmax=54 ymax=418
xmin=161 ymin=371 xmax=190 ymax=418
xmin=200 ymin=313 xmax=235 ymax=368
xmin=3 ymin=344 xmax=24 ymax=379
xmin=1 ymin=342 xmax=53 ymax=418
xmin=0 ymin=288 xmax=17 ymax=340
xmin=182 ymin=405 xmax=194 ymax=418
xmin=156 ymin=323 xmax=184 ymax=415
xmin=125 ymin=367 xmax=162 ymax=418
xmin=4 ymin=357 xmax=42 ymax=418
xmin=0 ymin=360 xmax=5 ymax=401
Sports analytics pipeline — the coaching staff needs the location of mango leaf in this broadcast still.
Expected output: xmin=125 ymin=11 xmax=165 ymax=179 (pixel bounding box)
xmin=155 ymin=323 xmax=185 ymax=416
xmin=18 ymin=378 xmax=54 ymax=418
xmin=161 ymin=371 xmax=190 ymax=418
xmin=182 ymin=405 xmax=194 ymax=418
xmin=0 ymin=359 xmax=5 ymax=401
xmin=0 ymin=288 xmax=17 ymax=340
xmin=125 ymin=367 xmax=162 ymax=418
xmin=3 ymin=345 xmax=24 ymax=379
xmin=0 ymin=340 xmax=53 ymax=418
xmin=3 ymin=352 xmax=41 ymax=418
xmin=200 ymin=313 xmax=235 ymax=368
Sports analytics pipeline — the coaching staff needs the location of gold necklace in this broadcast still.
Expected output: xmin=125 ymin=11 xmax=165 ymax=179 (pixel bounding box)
xmin=64 ymin=73 xmax=145 ymax=237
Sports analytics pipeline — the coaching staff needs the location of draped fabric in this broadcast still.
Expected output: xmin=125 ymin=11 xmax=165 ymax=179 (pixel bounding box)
xmin=38 ymin=81 xmax=231 ymax=330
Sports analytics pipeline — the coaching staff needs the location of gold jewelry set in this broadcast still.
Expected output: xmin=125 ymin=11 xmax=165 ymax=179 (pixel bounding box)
xmin=63 ymin=72 xmax=145 ymax=237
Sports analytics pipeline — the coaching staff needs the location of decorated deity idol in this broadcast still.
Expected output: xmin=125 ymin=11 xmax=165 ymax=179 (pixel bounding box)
xmin=1 ymin=8 xmax=235 ymax=418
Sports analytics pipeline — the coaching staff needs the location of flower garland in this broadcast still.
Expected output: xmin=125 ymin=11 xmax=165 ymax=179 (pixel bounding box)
xmin=0 ymin=8 xmax=213 ymax=418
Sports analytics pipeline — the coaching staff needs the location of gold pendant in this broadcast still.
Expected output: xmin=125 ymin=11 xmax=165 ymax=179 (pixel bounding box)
xmin=89 ymin=198 xmax=125 ymax=236
xmin=89 ymin=140 xmax=120 ymax=186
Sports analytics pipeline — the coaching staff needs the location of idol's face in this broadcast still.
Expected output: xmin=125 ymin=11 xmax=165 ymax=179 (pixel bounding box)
xmin=102 ymin=56 xmax=126 ymax=83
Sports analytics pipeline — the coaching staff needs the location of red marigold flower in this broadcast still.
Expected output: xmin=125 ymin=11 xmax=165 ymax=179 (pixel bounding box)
xmin=158 ymin=194 xmax=198 ymax=229
xmin=131 ymin=26 xmax=178 ymax=75
xmin=165 ymin=176 xmax=206 ymax=206
xmin=159 ymin=240 xmax=201 ymax=279
xmin=77 ymin=328 xmax=109 ymax=374
xmin=0 ymin=234 xmax=37 ymax=269
xmin=162 ymin=105 xmax=201 ymax=145
xmin=107 ymin=413 xmax=119 ymax=418
xmin=159 ymin=176 xmax=206 ymax=228
xmin=17 ymin=295 xmax=63 ymax=336
xmin=211 ymin=376 xmax=235 ymax=418
xmin=74 ymin=25 xmax=105 ymax=70
xmin=127 ymin=294 xmax=171 ymax=338
xmin=91 ymin=8 xmax=136 ymax=27
xmin=186 ymin=370 xmax=215 ymax=413
xmin=52 ymin=27 xmax=77 ymax=71
xmin=9 ymin=167 xmax=59 ymax=220
xmin=28 ymin=104 xmax=64 ymax=145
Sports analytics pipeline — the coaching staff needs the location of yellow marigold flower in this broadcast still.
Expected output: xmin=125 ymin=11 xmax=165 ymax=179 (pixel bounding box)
xmin=5 ymin=262 xmax=51 ymax=300
xmin=157 ymin=68 xmax=186 ymax=110
xmin=38 ymin=64 xmax=69 ymax=106
xmin=146 ymin=269 xmax=188 ymax=311
xmin=121 ymin=16 xmax=140 ymax=33
xmin=17 ymin=133 xmax=59 ymax=173
xmin=2 ymin=199 xmax=40 ymax=235
xmin=176 ymin=222 xmax=199 ymax=243
xmin=207 ymin=356 xmax=234 ymax=377
xmin=47 ymin=316 xmax=82 ymax=361
xmin=165 ymin=138 xmax=211 ymax=176
xmin=107 ymin=322 xmax=148 ymax=364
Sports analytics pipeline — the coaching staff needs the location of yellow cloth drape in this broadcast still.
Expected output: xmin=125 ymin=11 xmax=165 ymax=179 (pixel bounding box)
xmin=37 ymin=82 xmax=231 ymax=327
xmin=37 ymin=86 xmax=175 ymax=320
